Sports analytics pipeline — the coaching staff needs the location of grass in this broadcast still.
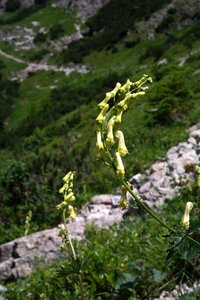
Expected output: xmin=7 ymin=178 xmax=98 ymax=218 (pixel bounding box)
xmin=0 ymin=6 xmax=77 ymax=32
xmin=5 ymin=70 xmax=66 ymax=131
xmin=4 ymin=180 xmax=200 ymax=299
xmin=0 ymin=48 xmax=26 ymax=76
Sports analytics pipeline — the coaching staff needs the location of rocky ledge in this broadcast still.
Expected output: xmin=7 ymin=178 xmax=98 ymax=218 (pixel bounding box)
xmin=0 ymin=124 xmax=199 ymax=280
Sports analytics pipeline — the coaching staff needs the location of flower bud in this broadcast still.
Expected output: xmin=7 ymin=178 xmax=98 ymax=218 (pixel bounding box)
xmin=118 ymin=185 xmax=129 ymax=209
xmin=64 ymin=192 xmax=75 ymax=202
xmin=182 ymin=202 xmax=193 ymax=230
xmin=98 ymin=82 xmax=121 ymax=109
xmin=115 ymin=151 xmax=125 ymax=178
xmin=68 ymin=205 xmax=76 ymax=219
xmin=59 ymin=184 xmax=67 ymax=194
xmin=96 ymin=131 xmax=104 ymax=150
xmin=96 ymin=104 xmax=109 ymax=124
xmin=115 ymin=110 xmax=124 ymax=123
xmin=56 ymin=201 xmax=68 ymax=210
xmin=106 ymin=117 xmax=115 ymax=145
xmin=119 ymin=79 xmax=131 ymax=95
xmin=115 ymin=130 xmax=128 ymax=156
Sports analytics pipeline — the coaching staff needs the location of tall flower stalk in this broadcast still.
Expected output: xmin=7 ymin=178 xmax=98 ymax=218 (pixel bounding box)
xmin=57 ymin=171 xmax=85 ymax=300
xmin=95 ymin=75 xmax=200 ymax=248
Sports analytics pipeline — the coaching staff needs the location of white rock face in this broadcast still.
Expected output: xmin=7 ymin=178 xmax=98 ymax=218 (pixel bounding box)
xmin=1 ymin=0 xmax=109 ymax=20
xmin=53 ymin=0 xmax=109 ymax=20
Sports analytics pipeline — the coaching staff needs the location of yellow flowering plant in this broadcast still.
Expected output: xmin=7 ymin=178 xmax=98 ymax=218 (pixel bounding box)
xmin=95 ymin=75 xmax=200 ymax=253
xmin=56 ymin=171 xmax=85 ymax=300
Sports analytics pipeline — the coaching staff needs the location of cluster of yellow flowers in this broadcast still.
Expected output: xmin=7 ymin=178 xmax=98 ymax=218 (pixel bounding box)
xmin=96 ymin=74 xmax=152 ymax=180
xmin=57 ymin=171 xmax=76 ymax=219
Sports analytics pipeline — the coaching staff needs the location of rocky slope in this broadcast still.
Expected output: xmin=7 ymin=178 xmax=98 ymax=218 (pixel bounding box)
xmin=0 ymin=123 xmax=199 ymax=281
xmin=0 ymin=0 xmax=109 ymax=20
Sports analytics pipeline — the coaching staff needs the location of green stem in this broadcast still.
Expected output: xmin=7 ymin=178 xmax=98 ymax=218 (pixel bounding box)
xmin=187 ymin=236 xmax=200 ymax=247
xmin=122 ymin=179 xmax=175 ymax=233
xmin=63 ymin=210 xmax=85 ymax=300
xmin=63 ymin=209 xmax=76 ymax=260
xmin=78 ymin=274 xmax=86 ymax=300
xmin=123 ymin=180 xmax=200 ymax=248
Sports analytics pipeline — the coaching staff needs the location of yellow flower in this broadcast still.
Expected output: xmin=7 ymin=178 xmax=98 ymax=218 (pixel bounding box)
xmin=63 ymin=171 xmax=74 ymax=182
xmin=119 ymin=79 xmax=131 ymax=95
xmin=98 ymin=82 xmax=121 ymax=109
xmin=106 ymin=117 xmax=116 ymax=145
xmin=68 ymin=205 xmax=76 ymax=219
xmin=96 ymin=104 xmax=109 ymax=124
xmin=59 ymin=184 xmax=67 ymax=194
xmin=115 ymin=130 xmax=128 ymax=156
xmin=181 ymin=202 xmax=193 ymax=230
xmin=64 ymin=192 xmax=75 ymax=202
xmin=115 ymin=152 xmax=125 ymax=178
xmin=56 ymin=201 xmax=68 ymax=210
xmin=115 ymin=110 xmax=124 ymax=123
xmin=118 ymin=185 xmax=129 ymax=209
xmin=96 ymin=130 xmax=104 ymax=150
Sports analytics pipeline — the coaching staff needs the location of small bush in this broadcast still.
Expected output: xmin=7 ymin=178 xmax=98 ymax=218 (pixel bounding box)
xmin=146 ymin=71 xmax=193 ymax=125
xmin=34 ymin=0 xmax=47 ymax=4
xmin=49 ymin=24 xmax=65 ymax=40
xmin=29 ymin=48 xmax=49 ymax=61
xmin=34 ymin=32 xmax=47 ymax=44
xmin=5 ymin=0 xmax=20 ymax=12
xmin=140 ymin=38 xmax=168 ymax=61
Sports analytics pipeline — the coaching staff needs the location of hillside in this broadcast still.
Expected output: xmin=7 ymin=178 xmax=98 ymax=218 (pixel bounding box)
xmin=0 ymin=0 xmax=199 ymax=241
xmin=0 ymin=0 xmax=200 ymax=298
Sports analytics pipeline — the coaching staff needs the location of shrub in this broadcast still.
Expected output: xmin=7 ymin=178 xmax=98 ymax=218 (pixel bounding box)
xmin=34 ymin=32 xmax=47 ymax=44
xmin=140 ymin=38 xmax=168 ymax=61
xmin=35 ymin=0 xmax=47 ymax=4
xmin=49 ymin=24 xmax=65 ymax=40
xmin=146 ymin=71 xmax=193 ymax=125
xmin=5 ymin=0 xmax=20 ymax=12
xmin=29 ymin=48 xmax=49 ymax=61
xmin=0 ymin=159 xmax=58 ymax=243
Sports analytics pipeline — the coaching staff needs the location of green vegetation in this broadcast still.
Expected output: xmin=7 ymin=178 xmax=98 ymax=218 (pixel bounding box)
xmin=0 ymin=0 xmax=200 ymax=298
xmin=5 ymin=176 xmax=200 ymax=299
xmin=60 ymin=0 xmax=170 ymax=64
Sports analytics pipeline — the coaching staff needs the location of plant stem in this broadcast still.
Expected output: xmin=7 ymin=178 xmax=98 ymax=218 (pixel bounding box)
xmin=62 ymin=210 xmax=86 ymax=300
xmin=78 ymin=274 xmax=86 ymax=300
xmin=63 ymin=209 xmax=77 ymax=260
xmin=187 ymin=236 xmax=200 ymax=247
xmin=122 ymin=179 xmax=175 ymax=233
xmin=122 ymin=180 xmax=200 ymax=248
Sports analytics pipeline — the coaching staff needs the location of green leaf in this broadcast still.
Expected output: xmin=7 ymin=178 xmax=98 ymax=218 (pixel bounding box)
xmin=115 ymin=273 xmax=137 ymax=290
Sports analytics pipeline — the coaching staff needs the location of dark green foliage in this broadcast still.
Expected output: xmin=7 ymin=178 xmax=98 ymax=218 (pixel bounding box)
xmin=0 ymin=4 xmax=44 ymax=25
xmin=29 ymin=48 xmax=49 ymax=61
xmin=61 ymin=0 xmax=170 ymax=63
xmin=34 ymin=0 xmax=47 ymax=4
xmin=5 ymin=176 xmax=200 ymax=299
xmin=0 ymin=159 xmax=59 ymax=243
xmin=0 ymin=74 xmax=20 ymax=133
xmin=49 ymin=24 xmax=65 ymax=40
xmin=34 ymin=32 xmax=47 ymax=44
xmin=140 ymin=38 xmax=169 ymax=61
xmin=146 ymin=70 xmax=194 ymax=125
xmin=5 ymin=0 xmax=21 ymax=12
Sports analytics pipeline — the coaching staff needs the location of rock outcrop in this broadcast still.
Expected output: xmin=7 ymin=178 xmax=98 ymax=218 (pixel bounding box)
xmin=129 ymin=124 xmax=200 ymax=208
xmin=135 ymin=0 xmax=200 ymax=39
xmin=53 ymin=0 xmax=109 ymax=20
xmin=0 ymin=124 xmax=199 ymax=280
xmin=0 ymin=0 xmax=109 ymax=20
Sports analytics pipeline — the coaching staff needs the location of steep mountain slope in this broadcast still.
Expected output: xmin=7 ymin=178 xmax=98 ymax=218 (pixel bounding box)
xmin=0 ymin=0 xmax=199 ymax=244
